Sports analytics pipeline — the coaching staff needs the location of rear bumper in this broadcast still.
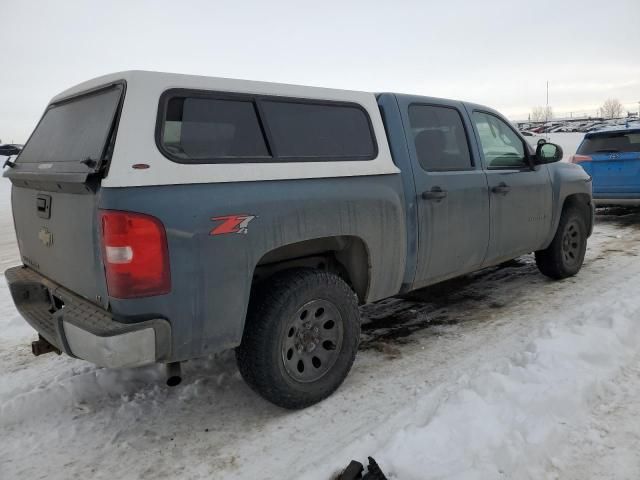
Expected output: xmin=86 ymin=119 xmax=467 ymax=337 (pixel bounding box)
xmin=5 ymin=266 xmax=171 ymax=368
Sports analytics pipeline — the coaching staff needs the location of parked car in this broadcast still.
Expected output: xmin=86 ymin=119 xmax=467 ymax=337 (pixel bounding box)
xmin=0 ymin=143 xmax=22 ymax=156
xmin=3 ymin=71 xmax=594 ymax=409
xmin=520 ymin=130 xmax=546 ymax=148
xmin=570 ymin=127 xmax=640 ymax=205
xmin=586 ymin=123 xmax=607 ymax=132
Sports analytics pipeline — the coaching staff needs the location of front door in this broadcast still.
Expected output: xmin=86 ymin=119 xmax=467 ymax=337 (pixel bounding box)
xmin=405 ymin=102 xmax=490 ymax=289
xmin=469 ymin=111 xmax=553 ymax=265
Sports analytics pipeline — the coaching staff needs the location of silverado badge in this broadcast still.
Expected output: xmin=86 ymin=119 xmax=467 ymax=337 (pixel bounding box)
xmin=38 ymin=227 xmax=53 ymax=247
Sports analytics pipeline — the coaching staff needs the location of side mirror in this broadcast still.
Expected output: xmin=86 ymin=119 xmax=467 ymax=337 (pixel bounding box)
xmin=535 ymin=142 xmax=563 ymax=164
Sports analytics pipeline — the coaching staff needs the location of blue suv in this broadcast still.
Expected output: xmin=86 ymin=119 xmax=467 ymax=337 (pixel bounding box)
xmin=571 ymin=127 xmax=640 ymax=205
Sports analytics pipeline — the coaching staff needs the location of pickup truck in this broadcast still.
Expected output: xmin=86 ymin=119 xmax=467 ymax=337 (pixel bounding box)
xmin=4 ymin=71 xmax=594 ymax=409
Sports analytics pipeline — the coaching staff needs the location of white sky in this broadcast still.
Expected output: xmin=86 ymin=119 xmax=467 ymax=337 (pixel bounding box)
xmin=1 ymin=0 xmax=639 ymax=143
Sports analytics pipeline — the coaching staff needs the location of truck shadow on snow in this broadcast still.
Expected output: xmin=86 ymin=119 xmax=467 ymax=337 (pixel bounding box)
xmin=360 ymin=207 xmax=640 ymax=356
xmin=359 ymin=258 xmax=536 ymax=354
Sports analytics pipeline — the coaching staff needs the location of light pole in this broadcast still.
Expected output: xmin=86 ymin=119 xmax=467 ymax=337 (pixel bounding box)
xmin=544 ymin=81 xmax=550 ymax=140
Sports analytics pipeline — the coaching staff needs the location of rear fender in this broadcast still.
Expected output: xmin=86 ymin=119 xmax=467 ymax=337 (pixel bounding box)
xmin=253 ymin=235 xmax=371 ymax=303
xmin=99 ymin=175 xmax=406 ymax=360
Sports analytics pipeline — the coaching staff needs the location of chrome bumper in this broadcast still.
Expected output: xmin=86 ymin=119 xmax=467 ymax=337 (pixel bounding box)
xmin=5 ymin=265 xmax=171 ymax=368
xmin=62 ymin=321 xmax=158 ymax=368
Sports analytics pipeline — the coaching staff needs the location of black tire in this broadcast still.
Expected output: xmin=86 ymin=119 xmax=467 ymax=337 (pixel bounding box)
xmin=236 ymin=268 xmax=360 ymax=409
xmin=535 ymin=206 xmax=587 ymax=279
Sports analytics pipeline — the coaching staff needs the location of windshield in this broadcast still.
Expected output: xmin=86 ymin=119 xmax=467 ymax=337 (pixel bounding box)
xmin=17 ymin=85 xmax=123 ymax=167
xmin=577 ymin=131 xmax=640 ymax=154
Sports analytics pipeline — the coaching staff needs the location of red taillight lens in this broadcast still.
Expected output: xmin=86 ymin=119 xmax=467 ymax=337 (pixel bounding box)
xmin=100 ymin=210 xmax=171 ymax=299
xmin=569 ymin=154 xmax=592 ymax=164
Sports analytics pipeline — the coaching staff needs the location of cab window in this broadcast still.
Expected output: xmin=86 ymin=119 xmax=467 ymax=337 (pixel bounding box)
xmin=472 ymin=112 xmax=528 ymax=169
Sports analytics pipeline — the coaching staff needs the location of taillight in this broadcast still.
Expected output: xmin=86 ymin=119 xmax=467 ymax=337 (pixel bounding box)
xmin=569 ymin=154 xmax=592 ymax=164
xmin=100 ymin=210 xmax=171 ymax=299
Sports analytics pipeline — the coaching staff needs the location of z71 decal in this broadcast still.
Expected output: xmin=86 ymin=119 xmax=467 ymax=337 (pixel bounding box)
xmin=210 ymin=214 xmax=257 ymax=235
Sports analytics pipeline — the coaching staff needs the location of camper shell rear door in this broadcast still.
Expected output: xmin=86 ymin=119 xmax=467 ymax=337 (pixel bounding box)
xmin=4 ymin=82 xmax=126 ymax=308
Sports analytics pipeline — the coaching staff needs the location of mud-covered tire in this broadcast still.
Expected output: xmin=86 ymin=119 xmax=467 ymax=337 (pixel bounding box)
xmin=535 ymin=206 xmax=587 ymax=279
xmin=236 ymin=268 xmax=360 ymax=409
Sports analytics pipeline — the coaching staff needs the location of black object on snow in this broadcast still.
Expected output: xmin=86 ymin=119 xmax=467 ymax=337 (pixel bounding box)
xmin=337 ymin=457 xmax=388 ymax=480
xmin=337 ymin=460 xmax=363 ymax=480
xmin=364 ymin=457 xmax=388 ymax=479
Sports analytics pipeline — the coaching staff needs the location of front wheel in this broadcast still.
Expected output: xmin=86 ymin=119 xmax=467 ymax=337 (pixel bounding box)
xmin=236 ymin=268 xmax=360 ymax=409
xmin=535 ymin=206 xmax=587 ymax=279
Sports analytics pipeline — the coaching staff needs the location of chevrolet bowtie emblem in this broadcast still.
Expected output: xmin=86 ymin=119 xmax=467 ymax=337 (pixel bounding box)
xmin=38 ymin=227 xmax=53 ymax=247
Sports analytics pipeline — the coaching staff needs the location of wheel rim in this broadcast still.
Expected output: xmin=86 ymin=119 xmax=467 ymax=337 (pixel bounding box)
xmin=281 ymin=299 xmax=344 ymax=383
xmin=561 ymin=219 xmax=582 ymax=266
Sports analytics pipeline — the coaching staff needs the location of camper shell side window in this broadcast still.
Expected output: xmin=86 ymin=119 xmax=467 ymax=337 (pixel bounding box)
xmin=155 ymin=89 xmax=378 ymax=164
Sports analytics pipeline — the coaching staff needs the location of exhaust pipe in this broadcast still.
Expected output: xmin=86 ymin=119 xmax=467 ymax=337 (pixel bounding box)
xmin=32 ymin=335 xmax=61 ymax=356
xmin=166 ymin=362 xmax=182 ymax=387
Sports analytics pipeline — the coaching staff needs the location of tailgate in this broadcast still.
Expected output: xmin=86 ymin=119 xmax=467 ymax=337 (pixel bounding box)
xmin=10 ymin=186 xmax=108 ymax=307
xmin=590 ymin=152 xmax=640 ymax=193
xmin=4 ymin=83 xmax=125 ymax=308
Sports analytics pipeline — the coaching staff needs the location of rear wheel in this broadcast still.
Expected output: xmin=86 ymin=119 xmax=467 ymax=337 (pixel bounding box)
xmin=236 ymin=268 xmax=360 ymax=409
xmin=535 ymin=206 xmax=587 ymax=279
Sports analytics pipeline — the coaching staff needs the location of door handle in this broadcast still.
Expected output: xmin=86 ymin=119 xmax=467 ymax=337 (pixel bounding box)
xmin=491 ymin=183 xmax=511 ymax=195
xmin=421 ymin=186 xmax=447 ymax=201
xmin=36 ymin=194 xmax=52 ymax=219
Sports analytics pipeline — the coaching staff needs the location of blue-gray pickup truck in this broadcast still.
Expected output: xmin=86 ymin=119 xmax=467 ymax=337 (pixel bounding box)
xmin=4 ymin=71 xmax=594 ymax=409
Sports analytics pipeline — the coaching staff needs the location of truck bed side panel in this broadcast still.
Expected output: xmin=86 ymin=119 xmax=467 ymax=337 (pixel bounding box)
xmin=99 ymin=174 xmax=406 ymax=361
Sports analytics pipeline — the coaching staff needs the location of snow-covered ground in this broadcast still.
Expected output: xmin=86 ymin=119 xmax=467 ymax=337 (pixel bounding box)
xmin=2 ymin=174 xmax=640 ymax=479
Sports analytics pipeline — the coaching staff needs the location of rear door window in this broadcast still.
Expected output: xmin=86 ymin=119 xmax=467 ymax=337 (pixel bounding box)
xmin=408 ymin=105 xmax=472 ymax=171
xmin=577 ymin=132 xmax=640 ymax=154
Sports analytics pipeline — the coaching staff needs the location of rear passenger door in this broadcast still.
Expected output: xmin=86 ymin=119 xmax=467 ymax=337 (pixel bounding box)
xmin=469 ymin=111 xmax=553 ymax=264
xmin=403 ymin=101 xmax=490 ymax=288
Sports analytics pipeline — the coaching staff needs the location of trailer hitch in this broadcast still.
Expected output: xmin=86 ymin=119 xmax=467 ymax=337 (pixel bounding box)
xmin=32 ymin=335 xmax=61 ymax=356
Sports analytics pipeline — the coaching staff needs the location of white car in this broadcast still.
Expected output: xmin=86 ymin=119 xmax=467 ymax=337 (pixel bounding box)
xmin=520 ymin=130 xmax=546 ymax=148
